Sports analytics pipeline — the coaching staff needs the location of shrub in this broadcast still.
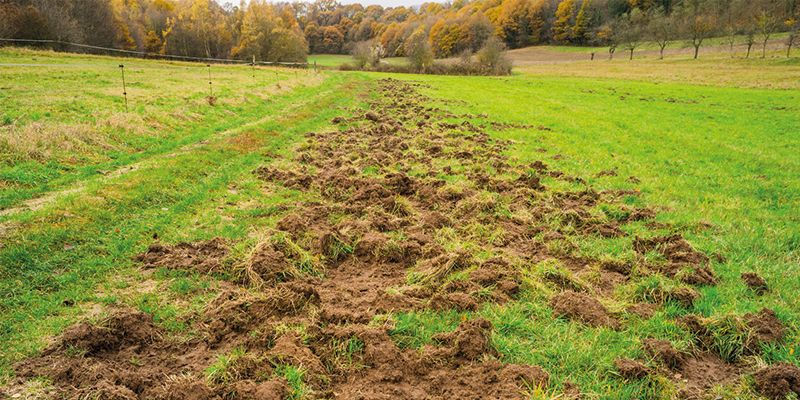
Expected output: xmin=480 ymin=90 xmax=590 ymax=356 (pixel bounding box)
xmin=351 ymin=41 xmax=380 ymax=69
xmin=405 ymin=27 xmax=434 ymax=72
xmin=477 ymin=36 xmax=512 ymax=75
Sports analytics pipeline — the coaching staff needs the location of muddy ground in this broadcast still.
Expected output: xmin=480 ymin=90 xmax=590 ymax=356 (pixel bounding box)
xmin=3 ymin=79 xmax=794 ymax=399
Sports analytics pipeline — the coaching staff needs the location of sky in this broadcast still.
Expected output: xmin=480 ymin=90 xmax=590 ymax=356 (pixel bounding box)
xmin=216 ymin=0 xmax=437 ymax=8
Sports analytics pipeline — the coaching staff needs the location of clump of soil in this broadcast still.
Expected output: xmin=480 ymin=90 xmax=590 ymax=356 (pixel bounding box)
xmin=51 ymin=308 xmax=159 ymax=355
xmin=642 ymin=338 xmax=684 ymax=369
xmin=429 ymin=318 xmax=495 ymax=362
xmin=324 ymin=319 xmax=548 ymax=399
xmin=680 ymin=308 xmax=786 ymax=361
xmin=614 ymin=358 xmax=649 ymax=379
xmin=244 ymin=242 xmax=295 ymax=285
xmin=741 ymin=272 xmax=768 ymax=294
xmin=14 ymin=308 xmax=205 ymax=399
xmin=550 ymin=291 xmax=620 ymax=329
xmin=135 ymin=238 xmax=228 ymax=274
xmin=679 ymin=265 xmax=718 ymax=286
xmin=669 ymin=286 xmax=701 ymax=308
xmin=633 ymin=234 xmax=709 ymax=265
xmin=627 ymin=303 xmax=658 ymax=319
xmin=753 ymin=363 xmax=800 ymax=399
xmin=269 ymin=333 xmax=326 ymax=379
xmin=744 ymin=308 xmax=786 ymax=344
xmin=677 ymin=352 xmax=738 ymax=398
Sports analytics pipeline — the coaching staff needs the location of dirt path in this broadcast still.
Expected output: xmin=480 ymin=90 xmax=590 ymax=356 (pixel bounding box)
xmin=4 ymin=79 xmax=792 ymax=399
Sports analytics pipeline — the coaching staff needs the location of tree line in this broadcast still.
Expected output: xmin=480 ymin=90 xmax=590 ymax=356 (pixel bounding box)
xmin=1 ymin=0 xmax=798 ymax=62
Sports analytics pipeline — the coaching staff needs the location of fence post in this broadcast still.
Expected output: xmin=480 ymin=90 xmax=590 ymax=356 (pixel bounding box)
xmin=207 ymin=64 xmax=213 ymax=98
xmin=252 ymin=55 xmax=256 ymax=79
xmin=118 ymin=64 xmax=128 ymax=112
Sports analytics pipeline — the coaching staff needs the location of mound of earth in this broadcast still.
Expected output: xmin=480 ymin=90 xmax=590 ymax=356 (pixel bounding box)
xmin=633 ymin=234 xmax=709 ymax=266
xmin=642 ymin=338 xmax=684 ymax=369
xmin=753 ymin=363 xmax=800 ymax=399
xmin=677 ymin=352 xmax=739 ymax=398
xmin=744 ymin=308 xmax=786 ymax=344
xmin=681 ymin=308 xmax=786 ymax=360
xmin=741 ymin=272 xmax=768 ymax=294
xmin=615 ymin=358 xmax=649 ymax=379
xmin=550 ymin=291 xmax=620 ymax=329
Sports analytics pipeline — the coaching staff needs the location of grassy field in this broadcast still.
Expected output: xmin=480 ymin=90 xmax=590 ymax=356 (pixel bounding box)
xmin=0 ymin=48 xmax=321 ymax=211
xmin=308 ymin=53 xmax=407 ymax=68
xmin=1 ymin=46 xmax=799 ymax=399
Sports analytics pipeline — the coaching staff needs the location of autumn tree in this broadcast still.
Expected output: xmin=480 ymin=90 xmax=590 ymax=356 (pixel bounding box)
xmin=0 ymin=3 xmax=52 ymax=40
xmin=595 ymin=23 xmax=618 ymax=59
xmin=619 ymin=10 xmax=646 ymax=60
xmin=379 ymin=22 xmax=405 ymax=56
xmin=230 ymin=0 xmax=307 ymax=62
xmin=494 ymin=0 xmax=546 ymax=48
xmin=320 ymin=25 xmax=345 ymax=53
xmin=679 ymin=0 xmax=717 ymax=59
xmin=429 ymin=18 xmax=466 ymax=57
xmin=756 ymin=8 xmax=780 ymax=58
xmin=572 ymin=0 xmax=591 ymax=44
xmin=464 ymin=13 xmax=495 ymax=51
xmin=304 ymin=22 xmax=322 ymax=53
xmin=26 ymin=0 xmax=83 ymax=43
xmin=647 ymin=10 xmax=675 ymax=59
xmin=788 ymin=15 xmax=799 ymax=57
xmin=553 ymin=0 xmax=577 ymax=43
xmin=405 ymin=26 xmax=434 ymax=71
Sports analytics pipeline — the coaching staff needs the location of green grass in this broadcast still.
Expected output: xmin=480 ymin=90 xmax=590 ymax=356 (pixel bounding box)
xmin=308 ymin=53 xmax=407 ymax=68
xmin=0 ymin=47 xmax=320 ymax=210
xmin=1 ymin=47 xmax=799 ymax=398
xmin=308 ymin=54 xmax=352 ymax=68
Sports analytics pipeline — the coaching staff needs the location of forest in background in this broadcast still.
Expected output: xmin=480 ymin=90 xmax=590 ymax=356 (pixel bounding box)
xmin=1 ymin=0 xmax=798 ymax=62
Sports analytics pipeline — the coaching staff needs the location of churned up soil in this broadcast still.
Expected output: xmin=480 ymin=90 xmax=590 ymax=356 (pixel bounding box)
xmin=4 ymin=78 xmax=793 ymax=399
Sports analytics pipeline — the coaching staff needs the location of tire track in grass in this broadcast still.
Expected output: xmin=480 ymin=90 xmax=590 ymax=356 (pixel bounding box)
xmin=0 ymin=83 xmax=331 ymax=228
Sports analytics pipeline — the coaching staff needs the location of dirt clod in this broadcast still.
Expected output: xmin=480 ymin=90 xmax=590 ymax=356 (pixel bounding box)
xmin=642 ymin=338 xmax=683 ymax=369
xmin=753 ymin=363 xmax=800 ymax=400
xmin=745 ymin=308 xmax=786 ymax=345
xmin=741 ymin=272 xmax=768 ymax=294
xmin=614 ymin=358 xmax=649 ymax=379
xmin=550 ymin=291 xmax=620 ymax=329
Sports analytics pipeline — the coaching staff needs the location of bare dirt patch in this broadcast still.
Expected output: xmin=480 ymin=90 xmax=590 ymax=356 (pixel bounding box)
xmin=135 ymin=238 xmax=229 ymax=274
